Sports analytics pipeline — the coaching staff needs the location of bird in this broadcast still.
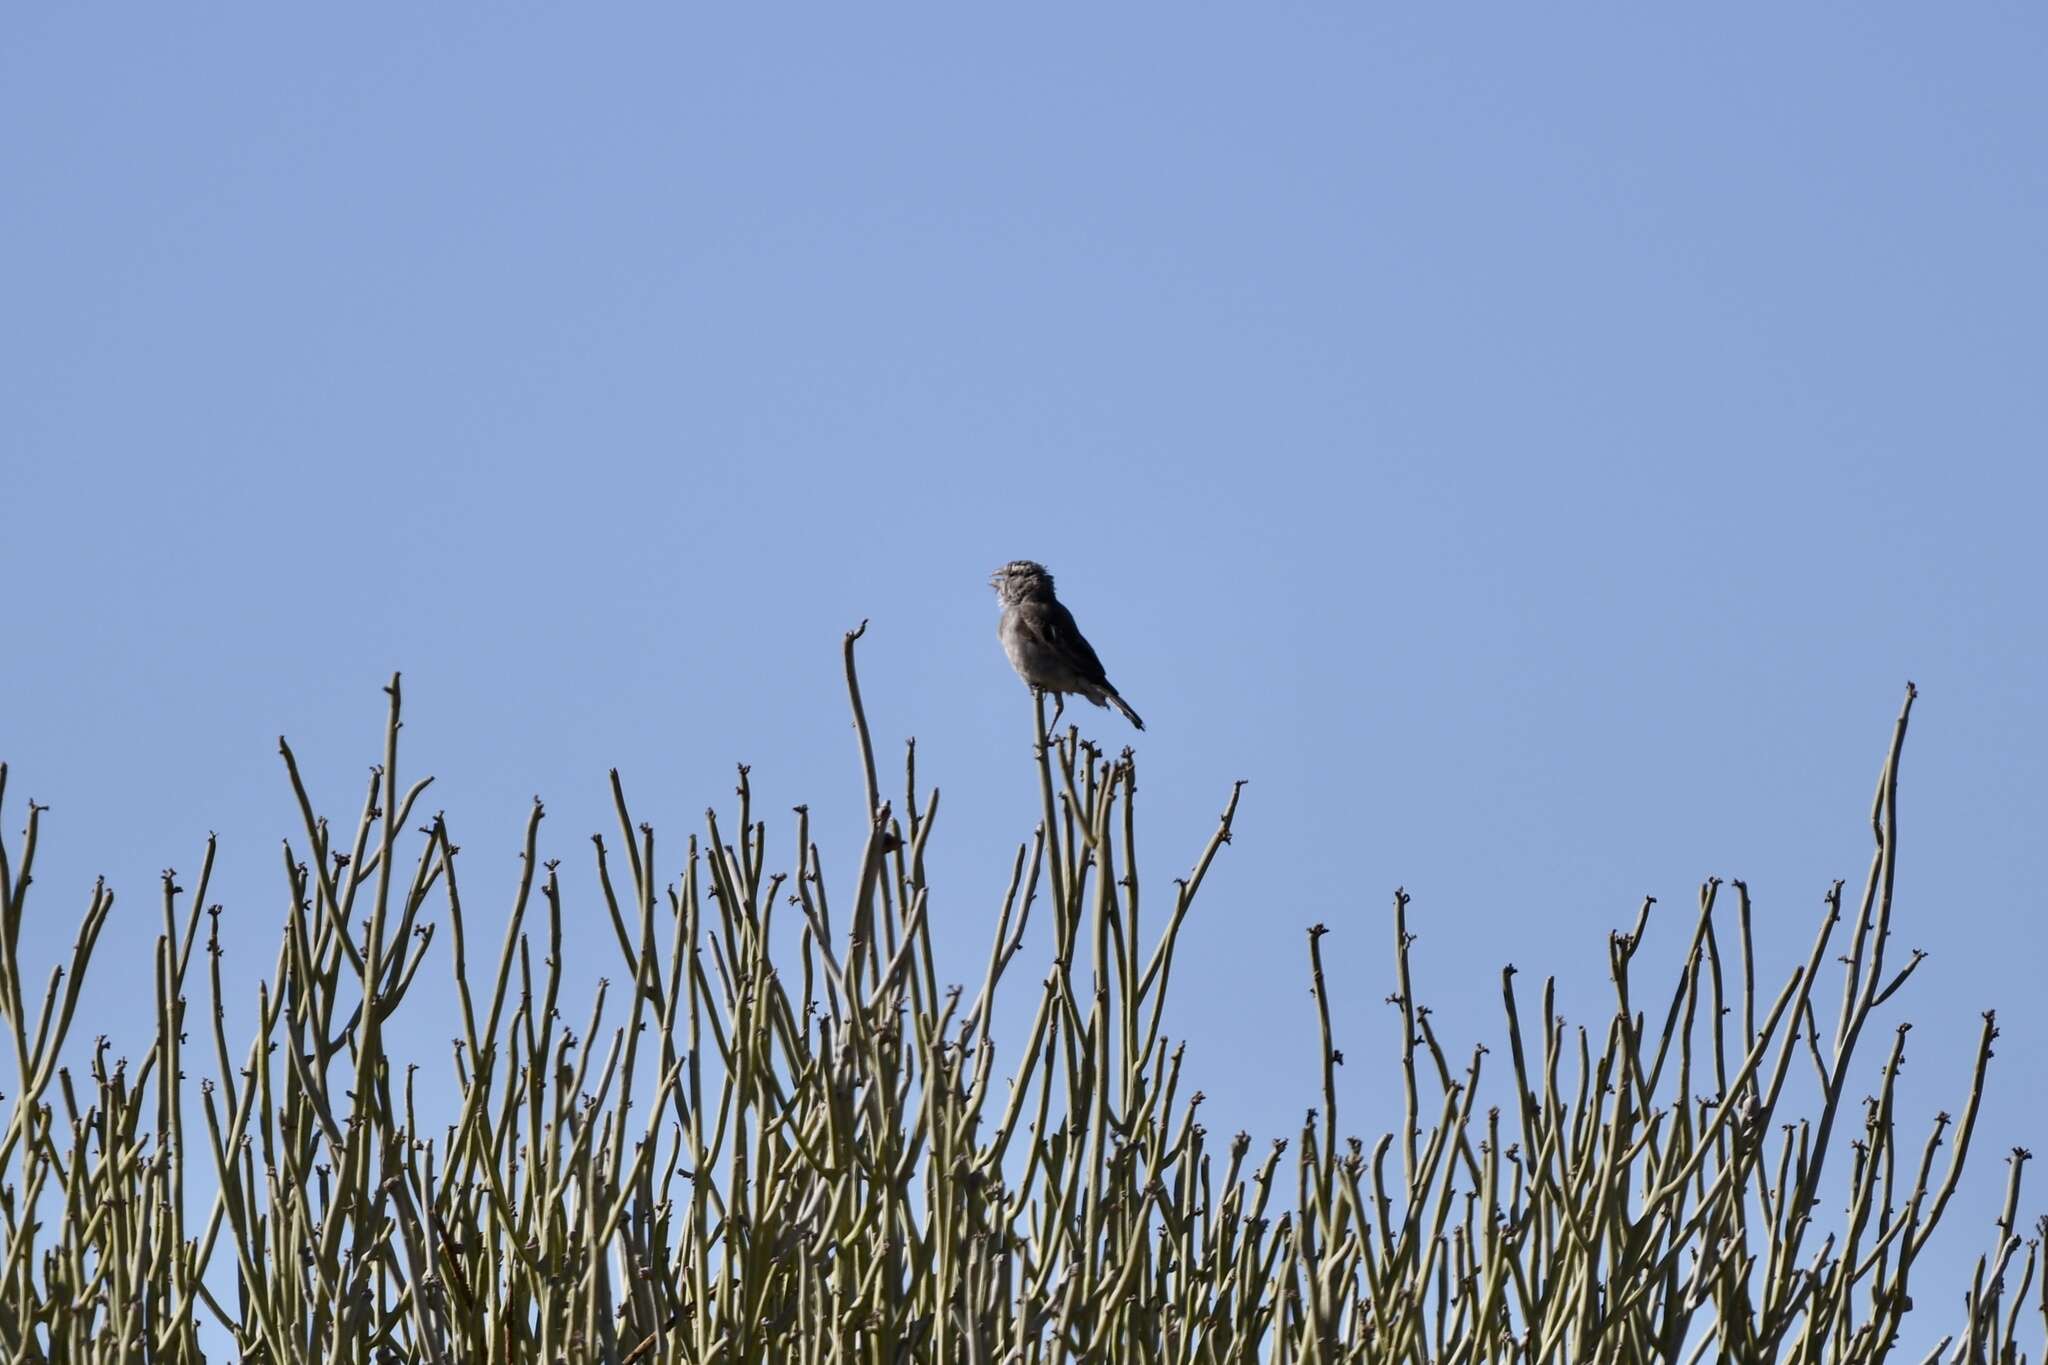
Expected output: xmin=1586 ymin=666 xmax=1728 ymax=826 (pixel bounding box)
xmin=990 ymin=560 xmax=1144 ymax=731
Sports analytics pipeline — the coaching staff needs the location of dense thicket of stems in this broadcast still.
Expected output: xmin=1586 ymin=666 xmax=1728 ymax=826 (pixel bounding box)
xmin=0 ymin=655 xmax=2039 ymax=1362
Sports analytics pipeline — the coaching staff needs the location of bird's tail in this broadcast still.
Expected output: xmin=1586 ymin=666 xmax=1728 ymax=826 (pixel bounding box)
xmin=1110 ymin=694 xmax=1145 ymax=731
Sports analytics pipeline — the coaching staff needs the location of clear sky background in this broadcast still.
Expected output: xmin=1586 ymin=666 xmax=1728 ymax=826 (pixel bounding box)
xmin=4 ymin=6 xmax=2044 ymax=1347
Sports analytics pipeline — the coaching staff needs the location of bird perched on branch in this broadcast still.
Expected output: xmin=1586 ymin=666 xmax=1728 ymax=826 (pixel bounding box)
xmin=990 ymin=560 xmax=1144 ymax=731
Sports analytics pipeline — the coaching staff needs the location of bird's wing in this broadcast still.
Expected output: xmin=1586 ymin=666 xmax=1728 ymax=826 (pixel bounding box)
xmin=1033 ymin=602 xmax=1113 ymax=688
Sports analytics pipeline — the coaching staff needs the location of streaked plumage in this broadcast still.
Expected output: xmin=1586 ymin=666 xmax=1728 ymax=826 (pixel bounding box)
xmin=990 ymin=560 xmax=1144 ymax=731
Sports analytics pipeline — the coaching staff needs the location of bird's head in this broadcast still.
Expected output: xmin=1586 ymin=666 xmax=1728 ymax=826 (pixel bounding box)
xmin=991 ymin=560 xmax=1056 ymax=606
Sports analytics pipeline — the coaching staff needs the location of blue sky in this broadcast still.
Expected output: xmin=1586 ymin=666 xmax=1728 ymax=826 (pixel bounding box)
xmin=4 ymin=6 xmax=2044 ymax=1343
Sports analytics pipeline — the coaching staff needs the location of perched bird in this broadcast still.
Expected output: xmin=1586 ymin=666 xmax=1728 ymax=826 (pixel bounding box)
xmin=990 ymin=560 xmax=1144 ymax=731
